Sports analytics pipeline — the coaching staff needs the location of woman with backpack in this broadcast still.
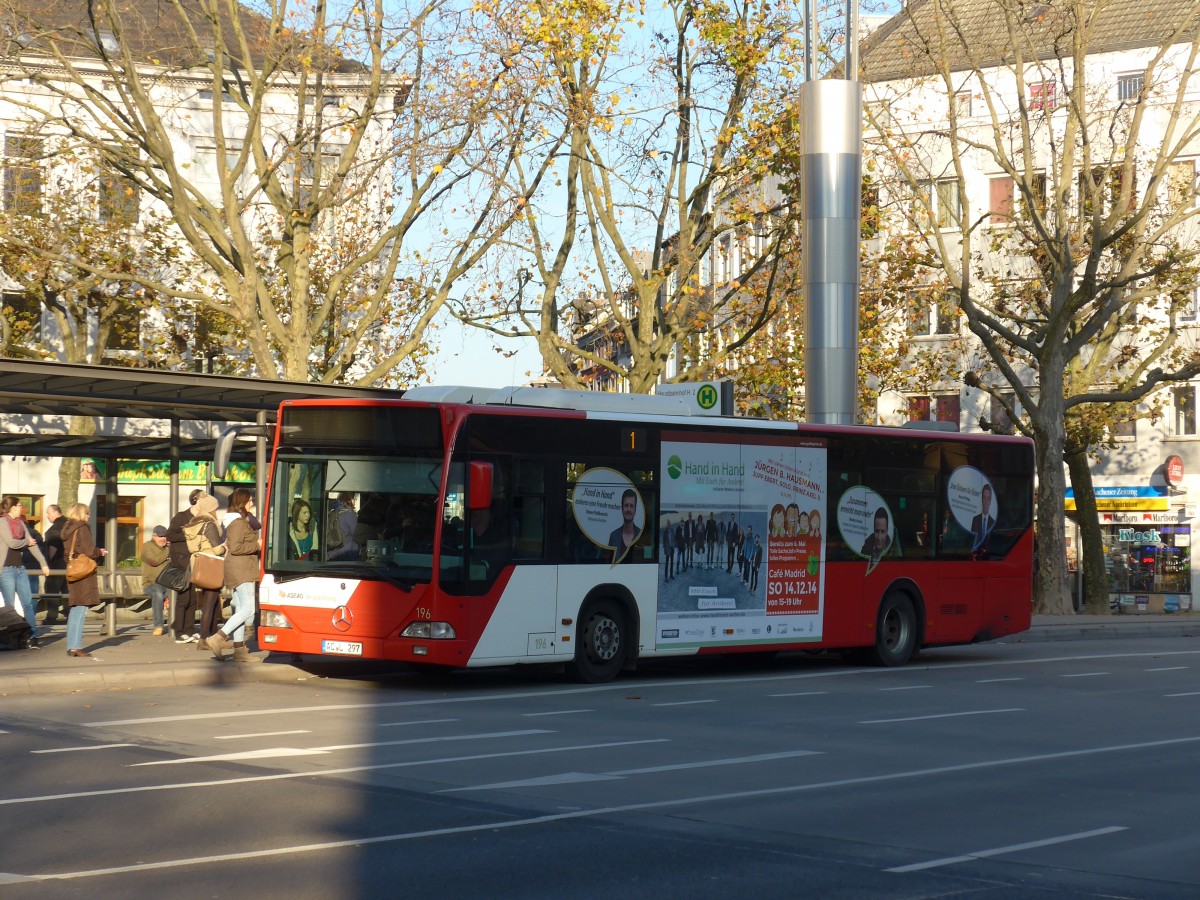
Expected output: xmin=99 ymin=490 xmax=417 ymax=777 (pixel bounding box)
xmin=185 ymin=494 xmax=226 ymax=650
xmin=208 ymin=488 xmax=260 ymax=661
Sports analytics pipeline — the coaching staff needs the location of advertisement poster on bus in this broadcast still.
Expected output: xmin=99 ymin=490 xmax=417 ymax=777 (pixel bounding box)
xmin=656 ymin=433 xmax=826 ymax=649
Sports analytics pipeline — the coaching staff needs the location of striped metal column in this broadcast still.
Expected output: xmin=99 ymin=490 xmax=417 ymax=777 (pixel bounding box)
xmin=800 ymin=2 xmax=861 ymax=425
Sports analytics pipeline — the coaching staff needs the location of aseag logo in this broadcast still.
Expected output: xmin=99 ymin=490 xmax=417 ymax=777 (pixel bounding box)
xmin=667 ymin=454 xmax=683 ymax=479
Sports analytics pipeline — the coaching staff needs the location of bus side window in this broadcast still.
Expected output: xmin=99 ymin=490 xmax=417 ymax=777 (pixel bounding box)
xmin=512 ymin=459 xmax=547 ymax=561
xmin=513 ymin=495 xmax=545 ymax=560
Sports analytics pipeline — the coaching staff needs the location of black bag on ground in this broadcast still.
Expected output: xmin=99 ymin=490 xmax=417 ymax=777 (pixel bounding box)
xmin=0 ymin=605 xmax=32 ymax=651
xmin=156 ymin=562 xmax=190 ymax=593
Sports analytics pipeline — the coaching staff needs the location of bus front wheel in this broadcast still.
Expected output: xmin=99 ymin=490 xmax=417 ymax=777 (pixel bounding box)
xmin=869 ymin=592 xmax=918 ymax=667
xmin=568 ymin=601 xmax=626 ymax=683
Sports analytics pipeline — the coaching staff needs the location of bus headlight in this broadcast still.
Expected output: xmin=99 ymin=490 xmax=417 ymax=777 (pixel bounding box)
xmin=401 ymin=621 xmax=457 ymax=640
xmin=261 ymin=610 xmax=292 ymax=629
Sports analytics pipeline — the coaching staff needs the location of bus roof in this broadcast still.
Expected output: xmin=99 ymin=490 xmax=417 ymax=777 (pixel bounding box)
xmin=288 ymin=386 xmax=1032 ymax=446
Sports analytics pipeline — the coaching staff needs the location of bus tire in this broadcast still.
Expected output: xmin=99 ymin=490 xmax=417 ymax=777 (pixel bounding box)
xmin=868 ymin=592 xmax=917 ymax=667
xmin=567 ymin=600 xmax=626 ymax=683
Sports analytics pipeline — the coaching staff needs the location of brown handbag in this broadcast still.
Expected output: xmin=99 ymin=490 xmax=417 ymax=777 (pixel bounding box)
xmin=66 ymin=531 xmax=97 ymax=583
xmin=190 ymin=552 xmax=225 ymax=591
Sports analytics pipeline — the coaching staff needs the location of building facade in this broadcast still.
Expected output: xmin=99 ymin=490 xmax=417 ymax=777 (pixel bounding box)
xmin=861 ymin=0 xmax=1200 ymax=611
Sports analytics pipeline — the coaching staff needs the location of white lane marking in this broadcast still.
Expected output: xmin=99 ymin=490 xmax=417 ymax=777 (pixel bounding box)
xmin=609 ymin=749 xmax=821 ymax=776
xmin=1145 ymin=666 xmax=1188 ymax=672
xmin=976 ymin=677 xmax=1023 ymax=683
xmin=136 ymin=748 xmax=328 ymax=766
xmin=31 ymin=743 xmax=135 ymax=754
xmin=437 ymin=772 xmax=619 ymax=792
xmin=311 ymin=729 xmax=549 ymax=752
xmin=1061 ymin=672 xmax=1108 ymax=678
xmin=523 ymin=709 xmax=593 ymax=717
xmin=9 ymin=739 xmax=1183 ymax=881
xmin=859 ymin=709 xmax=1024 ymax=725
xmin=0 ymin=739 xmax=669 ymax=806
xmin=82 ymin=649 xmax=1200 ymax=728
xmin=652 ymin=699 xmax=718 ymax=707
xmin=878 ymin=685 xmax=931 ymax=691
xmin=769 ymin=691 xmax=829 ymax=697
xmin=378 ymin=719 xmax=457 ymax=728
xmin=215 ymin=731 xmax=311 ymax=741
xmin=1166 ymin=691 xmax=1200 ymax=697
xmin=132 ymin=729 xmax=552 ymax=766
xmin=885 ymin=826 xmax=1128 ymax=873
xmin=444 ymin=749 xmax=824 ymax=793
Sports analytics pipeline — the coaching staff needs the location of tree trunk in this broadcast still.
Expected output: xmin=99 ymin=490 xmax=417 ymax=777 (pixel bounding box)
xmin=1064 ymin=444 xmax=1109 ymax=615
xmin=56 ymin=415 xmax=94 ymax=511
xmin=1032 ymin=421 xmax=1073 ymax=614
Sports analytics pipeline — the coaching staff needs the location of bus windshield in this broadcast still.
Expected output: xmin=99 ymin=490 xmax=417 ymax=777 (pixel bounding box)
xmin=266 ymin=455 xmax=444 ymax=585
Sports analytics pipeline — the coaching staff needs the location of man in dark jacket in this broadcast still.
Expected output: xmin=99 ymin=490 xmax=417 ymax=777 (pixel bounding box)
xmin=41 ymin=505 xmax=66 ymax=624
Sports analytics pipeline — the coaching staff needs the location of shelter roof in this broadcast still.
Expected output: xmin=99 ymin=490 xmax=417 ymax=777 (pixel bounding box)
xmin=0 ymin=358 xmax=405 ymax=460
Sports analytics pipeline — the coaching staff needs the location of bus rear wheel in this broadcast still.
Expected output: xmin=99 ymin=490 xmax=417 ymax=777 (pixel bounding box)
xmin=568 ymin=601 xmax=626 ymax=683
xmin=869 ymin=592 xmax=918 ymax=667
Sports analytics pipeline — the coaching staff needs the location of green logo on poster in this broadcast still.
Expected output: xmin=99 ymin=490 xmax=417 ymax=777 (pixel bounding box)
xmin=667 ymin=455 xmax=683 ymax=479
xmin=696 ymin=384 xmax=718 ymax=410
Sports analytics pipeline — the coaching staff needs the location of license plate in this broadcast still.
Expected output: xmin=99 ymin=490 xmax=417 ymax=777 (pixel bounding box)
xmin=321 ymin=640 xmax=363 ymax=656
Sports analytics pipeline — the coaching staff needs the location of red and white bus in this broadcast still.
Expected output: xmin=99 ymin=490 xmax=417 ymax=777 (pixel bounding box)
xmin=249 ymin=386 xmax=1034 ymax=682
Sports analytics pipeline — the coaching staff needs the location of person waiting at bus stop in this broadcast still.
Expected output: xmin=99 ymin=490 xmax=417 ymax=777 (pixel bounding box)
xmin=167 ymin=488 xmax=205 ymax=643
xmin=140 ymin=525 xmax=171 ymax=636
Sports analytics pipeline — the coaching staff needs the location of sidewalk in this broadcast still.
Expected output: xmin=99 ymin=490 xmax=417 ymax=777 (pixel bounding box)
xmin=1 ymin=611 xmax=1198 ymax=696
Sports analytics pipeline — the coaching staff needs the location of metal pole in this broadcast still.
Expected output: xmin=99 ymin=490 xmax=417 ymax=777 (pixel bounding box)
xmin=103 ymin=461 xmax=118 ymax=637
xmin=800 ymin=1 xmax=862 ymax=425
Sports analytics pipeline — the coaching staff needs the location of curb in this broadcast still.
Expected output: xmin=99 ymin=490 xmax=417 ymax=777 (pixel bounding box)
xmin=1017 ymin=622 xmax=1200 ymax=643
xmin=0 ymin=657 xmax=330 ymax=697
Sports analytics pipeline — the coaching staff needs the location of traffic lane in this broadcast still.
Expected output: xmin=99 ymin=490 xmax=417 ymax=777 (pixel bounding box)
xmin=4 ymin=647 xmax=1200 ymax=895
xmin=4 ymin=736 xmax=1194 ymax=900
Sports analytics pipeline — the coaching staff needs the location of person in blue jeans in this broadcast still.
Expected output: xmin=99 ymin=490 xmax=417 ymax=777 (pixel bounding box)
xmin=140 ymin=526 xmax=171 ymax=635
xmin=0 ymin=496 xmax=50 ymax=649
xmin=207 ymin=489 xmax=261 ymax=661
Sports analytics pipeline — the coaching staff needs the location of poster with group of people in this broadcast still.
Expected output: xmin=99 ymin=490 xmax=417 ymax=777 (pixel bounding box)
xmin=655 ymin=434 xmax=827 ymax=650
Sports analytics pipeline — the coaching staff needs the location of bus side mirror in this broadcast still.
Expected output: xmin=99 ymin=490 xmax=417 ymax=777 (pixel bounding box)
xmin=468 ymin=462 xmax=493 ymax=510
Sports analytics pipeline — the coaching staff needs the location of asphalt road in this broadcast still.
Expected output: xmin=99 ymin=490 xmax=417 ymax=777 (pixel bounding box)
xmin=3 ymin=637 xmax=1200 ymax=899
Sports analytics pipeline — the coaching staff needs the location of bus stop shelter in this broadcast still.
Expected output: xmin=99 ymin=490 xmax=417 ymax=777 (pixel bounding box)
xmin=0 ymin=358 xmax=405 ymax=633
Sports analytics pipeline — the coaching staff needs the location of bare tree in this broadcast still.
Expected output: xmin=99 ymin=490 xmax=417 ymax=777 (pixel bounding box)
xmin=457 ymin=0 xmax=809 ymax=393
xmin=0 ymin=0 xmax=544 ymax=384
xmin=862 ymin=0 xmax=1200 ymax=613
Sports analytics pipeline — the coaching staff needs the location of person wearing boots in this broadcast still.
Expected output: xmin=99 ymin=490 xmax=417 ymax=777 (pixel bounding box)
xmin=208 ymin=488 xmax=261 ymax=661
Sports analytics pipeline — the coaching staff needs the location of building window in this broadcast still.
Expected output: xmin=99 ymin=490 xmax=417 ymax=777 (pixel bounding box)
xmin=909 ymin=290 xmax=957 ymax=336
xmin=3 ymin=133 xmax=43 ymax=214
xmin=1168 ymin=160 xmax=1196 ymax=211
xmin=934 ymin=178 xmax=959 ymax=228
xmin=907 ymin=396 xmax=931 ymax=421
xmin=95 ymin=495 xmax=144 ymax=564
xmin=1110 ymin=418 xmax=1136 ymax=440
xmin=1117 ymin=73 xmax=1144 ymax=102
xmin=1175 ymin=385 xmax=1197 ymax=436
xmin=1178 ymin=285 xmax=1200 ymax=323
xmin=935 ymin=394 xmax=960 ymax=425
xmin=1 ymin=290 xmax=43 ymax=343
xmin=1029 ymin=81 xmax=1056 ymax=111
xmin=1028 ymin=172 xmax=1048 ymax=213
xmin=953 ymin=91 xmax=972 ymax=118
xmin=103 ymin=304 xmax=141 ymax=353
xmin=989 ymin=175 xmax=1014 ymax=224
xmin=911 ymin=179 xmax=960 ymax=230
xmin=1079 ymin=165 xmax=1135 ymax=220
xmin=990 ymin=393 xmax=1016 ymax=435
xmin=99 ymin=163 xmax=139 ymax=224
